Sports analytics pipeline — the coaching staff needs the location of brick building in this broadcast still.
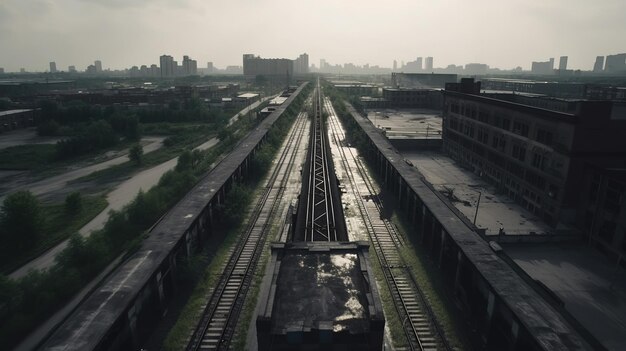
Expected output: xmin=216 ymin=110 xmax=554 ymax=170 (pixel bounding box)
xmin=442 ymin=79 xmax=626 ymax=226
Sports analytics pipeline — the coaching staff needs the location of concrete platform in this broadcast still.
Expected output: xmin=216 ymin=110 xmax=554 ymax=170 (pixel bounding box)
xmin=503 ymin=243 xmax=626 ymax=351
xmin=365 ymin=108 xmax=442 ymax=139
xmin=257 ymin=241 xmax=384 ymax=351
xmin=402 ymin=151 xmax=553 ymax=236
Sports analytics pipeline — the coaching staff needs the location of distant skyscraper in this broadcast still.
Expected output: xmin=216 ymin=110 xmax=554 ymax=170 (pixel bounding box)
xmin=416 ymin=57 xmax=423 ymax=71
xmin=68 ymin=65 xmax=76 ymax=73
xmin=559 ymin=56 xmax=568 ymax=71
xmin=294 ymin=53 xmax=309 ymax=75
xmin=160 ymin=55 xmax=174 ymax=77
xmin=593 ymin=56 xmax=605 ymax=72
xmin=531 ymin=58 xmax=554 ymax=75
xmin=94 ymin=60 xmax=102 ymax=73
xmin=0 ymin=68 xmax=4 ymax=74
xmin=207 ymin=62 xmax=214 ymax=73
xmin=393 ymin=60 xmax=397 ymax=71
xmin=182 ymin=55 xmax=198 ymax=76
xmin=425 ymin=57 xmax=433 ymax=71
xmin=320 ymin=59 xmax=327 ymax=71
xmin=604 ymin=53 xmax=626 ymax=73
xmin=49 ymin=62 xmax=57 ymax=73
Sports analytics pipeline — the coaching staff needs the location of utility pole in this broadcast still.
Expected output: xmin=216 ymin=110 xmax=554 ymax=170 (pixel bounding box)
xmin=473 ymin=191 xmax=482 ymax=225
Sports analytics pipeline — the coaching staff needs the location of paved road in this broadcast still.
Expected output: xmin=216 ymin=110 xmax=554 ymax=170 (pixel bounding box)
xmin=9 ymin=137 xmax=218 ymax=279
xmin=0 ymin=136 xmax=166 ymax=201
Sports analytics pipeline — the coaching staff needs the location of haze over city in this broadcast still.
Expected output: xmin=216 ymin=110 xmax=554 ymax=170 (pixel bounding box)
xmin=1 ymin=0 xmax=626 ymax=72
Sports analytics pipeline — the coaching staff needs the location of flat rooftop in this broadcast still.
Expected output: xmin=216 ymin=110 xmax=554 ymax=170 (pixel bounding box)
xmin=272 ymin=245 xmax=369 ymax=334
xmin=365 ymin=108 xmax=442 ymax=140
xmin=401 ymin=151 xmax=554 ymax=236
xmin=503 ymin=243 xmax=626 ymax=351
xmin=258 ymin=242 xmax=384 ymax=336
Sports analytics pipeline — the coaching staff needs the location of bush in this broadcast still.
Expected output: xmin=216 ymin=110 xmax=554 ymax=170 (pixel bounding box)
xmin=65 ymin=192 xmax=83 ymax=214
xmin=129 ymin=144 xmax=143 ymax=165
xmin=0 ymin=191 xmax=44 ymax=251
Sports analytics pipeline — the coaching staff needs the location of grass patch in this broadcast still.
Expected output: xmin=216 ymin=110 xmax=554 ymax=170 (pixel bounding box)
xmin=0 ymin=194 xmax=108 ymax=274
xmin=72 ymin=126 xmax=217 ymax=184
xmin=368 ymin=247 xmax=409 ymax=348
xmin=0 ymin=144 xmax=56 ymax=170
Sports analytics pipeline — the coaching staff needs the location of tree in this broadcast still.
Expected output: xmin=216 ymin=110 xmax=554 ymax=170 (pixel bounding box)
xmin=129 ymin=144 xmax=143 ymax=165
xmin=0 ymin=191 xmax=45 ymax=250
xmin=65 ymin=192 xmax=83 ymax=215
xmin=176 ymin=149 xmax=192 ymax=171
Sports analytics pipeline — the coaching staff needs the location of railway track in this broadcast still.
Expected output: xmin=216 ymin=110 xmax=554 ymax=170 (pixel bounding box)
xmin=301 ymin=81 xmax=343 ymax=241
xmin=185 ymin=108 xmax=310 ymax=351
xmin=324 ymin=95 xmax=448 ymax=351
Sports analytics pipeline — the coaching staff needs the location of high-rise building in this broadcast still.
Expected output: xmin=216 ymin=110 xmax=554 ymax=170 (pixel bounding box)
xmin=94 ymin=60 xmax=102 ymax=73
xmin=294 ymin=53 xmax=309 ymax=75
xmin=416 ymin=57 xmax=423 ymax=71
xmin=320 ymin=59 xmax=328 ymax=71
xmin=559 ymin=56 xmax=568 ymax=71
xmin=49 ymin=62 xmax=57 ymax=73
xmin=182 ymin=55 xmax=198 ymax=76
xmin=393 ymin=60 xmax=397 ymax=72
xmin=604 ymin=53 xmax=626 ymax=73
xmin=531 ymin=58 xmax=554 ymax=75
xmin=243 ymin=53 xmax=300 ymax=79
xmin=593 ymin=56 xmax=605 ymax=72
xmin=425 ymin=57 xmax=433 ymax=71
xmin=68 ymin=65 xmax=76 ymax=73
xmin=0 ymin=68 xmax=4 ymax=74
xmin=207 ymin=62 xmax=214 ymax=73
xmin=160 ymin=55 xmax=174 ymax=78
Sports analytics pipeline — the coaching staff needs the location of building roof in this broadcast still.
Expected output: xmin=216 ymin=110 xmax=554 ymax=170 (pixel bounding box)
xmin=444 ymin=90 xmax=578 ymax=123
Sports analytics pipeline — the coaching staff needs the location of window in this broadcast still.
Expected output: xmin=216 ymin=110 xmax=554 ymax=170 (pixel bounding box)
xmin=477 ymin=129 xmax=489 ymax=144
xmin=512 ymin=144 xmax=526 ymax=162
xmin=451 ymin=103 xmax=459 ymax=113
xmin=449 ymin=118 xmax=459 ymax=131
xmin=532 ymin=153 xmax=544 ymax=169
xmin=536 ymin=128 xmax=554 ymax=145
xmin=502 ymin=118 xmax=511 ymax=131
xmin=513 ymin=121 xmax=529 ymax=137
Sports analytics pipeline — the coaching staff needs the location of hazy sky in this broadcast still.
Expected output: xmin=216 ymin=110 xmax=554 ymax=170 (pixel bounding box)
xmin=1 ymin=0 xmax=625 ymax=72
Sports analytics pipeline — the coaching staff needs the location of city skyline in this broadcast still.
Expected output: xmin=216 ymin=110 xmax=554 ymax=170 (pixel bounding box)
xmin=1 ymin=0 xmax=626 ymax=72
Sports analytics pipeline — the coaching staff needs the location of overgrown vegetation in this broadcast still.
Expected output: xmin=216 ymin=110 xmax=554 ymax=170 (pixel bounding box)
xmin=0 ymin=192 xmax=107 ymax=274
xmin=0 ymin=83 xmax=309 ymax=349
